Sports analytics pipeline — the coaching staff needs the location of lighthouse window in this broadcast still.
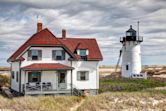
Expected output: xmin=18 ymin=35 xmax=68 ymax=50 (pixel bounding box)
xmin=126 ymin=65 xmax=129 ymax=70
xmin=126 ymin=32 xmax=131 ymax=36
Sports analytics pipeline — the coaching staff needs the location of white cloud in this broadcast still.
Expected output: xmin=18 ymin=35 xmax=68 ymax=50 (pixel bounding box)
xmin=0 ymin=0 xmax=166 ymax=66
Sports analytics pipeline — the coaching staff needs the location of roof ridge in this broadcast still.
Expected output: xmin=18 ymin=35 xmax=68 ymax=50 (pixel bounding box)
xmin=57 ymin=37 xmax=96 ymax=40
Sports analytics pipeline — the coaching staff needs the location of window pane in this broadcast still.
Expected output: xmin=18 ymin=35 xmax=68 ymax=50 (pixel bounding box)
xmin=52 ymin=50 xmax=65 ymax=60
xmin=31 ymin=50 xmax=38 ymax=56
xmin=77 ymin=71 xmax=89 ymax=81
xmin=30 ymin=50 xmax=41 ymax=60
xmin=126 ymin=32 xmax=131 ymax=36
xmin=32 ymin=56 xmax=38 ymax=60
xmin=28 ymin=72 xmax=41 ymax=82
xmin=80 ymin=49 xmax=86 ymax=56
xmin=11 ymin=71 xmax=15 ymax=79
xmin=16 ymin=71 xmax=19 ymax=82
xmin=56 ymin=50 xmax=62 ymax=56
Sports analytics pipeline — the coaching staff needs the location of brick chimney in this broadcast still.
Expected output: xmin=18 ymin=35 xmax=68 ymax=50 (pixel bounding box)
xmin=62 ymin=29 xmax=66 ymax=39
xmin=37 ymin=17 xmax=42 ymax=32
xmin=37 ymin=22 xmax=42 ymax=32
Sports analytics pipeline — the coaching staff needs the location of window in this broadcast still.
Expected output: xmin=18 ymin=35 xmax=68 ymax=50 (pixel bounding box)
xmin=16 ymin=71 xmax=19 ymax=82
xmin=126 ymin=32 xmax=132 ymax=36
xmin=28 ymin=72 xmax=41 ymax=83
xmin=126 ymin=65 xmax=129 ymax=70
xmin=77 ymin=71 xmax=89 ymax=81
xmin=52 ymin=50 xmax=65 ymax=60
xmin=80 ymin=49 xmax=86 ymax=56
xmin=59 ymin=73 xmax=66 ymax=83
xmin=28 ymin=50 xmax=42 ymax=61
xmin=11 ymin=71 xmax=15 ymax=79
xmin=80 ymin=49 xmax=87 ymax=60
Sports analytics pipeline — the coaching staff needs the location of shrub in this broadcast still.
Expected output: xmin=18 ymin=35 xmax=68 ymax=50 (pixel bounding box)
xmin=0 ymin=75 xmax=10 ymax=87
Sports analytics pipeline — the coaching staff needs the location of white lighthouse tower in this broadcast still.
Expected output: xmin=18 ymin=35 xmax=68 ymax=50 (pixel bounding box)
xmin=120 ymin=25 xmax=146 ymax=78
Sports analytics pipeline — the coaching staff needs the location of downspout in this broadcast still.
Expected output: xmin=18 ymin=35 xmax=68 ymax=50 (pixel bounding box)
xmin=10 ymin=62 xmax=12 ymax=90
xmin=19 ymin=61 xmax=21 ymax=93
xmin=96 ymin=62 xmax=99 ymax=95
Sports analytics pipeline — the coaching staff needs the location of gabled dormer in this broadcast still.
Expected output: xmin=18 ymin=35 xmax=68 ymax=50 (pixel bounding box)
xmin=77 ymin=49 xmax=89 ymax=60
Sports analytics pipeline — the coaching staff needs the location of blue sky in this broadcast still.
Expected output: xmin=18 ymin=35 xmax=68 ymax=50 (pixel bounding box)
xmin=0 ymin=0 xmax=166 ymax=66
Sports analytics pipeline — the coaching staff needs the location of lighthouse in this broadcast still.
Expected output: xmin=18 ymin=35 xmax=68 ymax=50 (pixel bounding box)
xmin=120 ymin=25 xmax=145 ymax=78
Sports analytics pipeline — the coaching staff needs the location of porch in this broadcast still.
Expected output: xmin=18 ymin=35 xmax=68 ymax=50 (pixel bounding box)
xmin=23 ymin=82 xmax=72 ymax=95
xmin=21 ymin=63 xmax=74 ymax=95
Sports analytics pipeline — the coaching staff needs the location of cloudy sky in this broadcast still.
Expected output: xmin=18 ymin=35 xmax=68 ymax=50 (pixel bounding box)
xmin=0 ymin=0 xmax=166 ymax=66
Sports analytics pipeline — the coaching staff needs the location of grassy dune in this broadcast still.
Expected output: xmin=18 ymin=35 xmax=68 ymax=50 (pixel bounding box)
xmin=0 ymin=95 xmax=82 ymax=111
xmin=99 ymin=78 xmax=166 ymax=93
xmin=77 ymin=92 xmax=166 ymax=111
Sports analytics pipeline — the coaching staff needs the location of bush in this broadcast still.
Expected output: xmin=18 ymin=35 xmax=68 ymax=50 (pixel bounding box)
xmin=0 ymin=75 xmax=10 ymax=87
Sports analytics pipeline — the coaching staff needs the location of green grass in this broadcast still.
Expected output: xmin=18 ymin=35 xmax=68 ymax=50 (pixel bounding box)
xmin=99 ymin=78 xmax=166 ymax=93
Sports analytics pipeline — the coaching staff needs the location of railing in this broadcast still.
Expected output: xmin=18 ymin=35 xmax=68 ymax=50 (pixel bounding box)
xmin=120 ymin=36 xmax=143 ymax=43
xmin=23 ymin=82 xmax=52 ymax=92
xmin=136 ymin=36 xmax=143 ymax=42
xmin=23 ymin=82 xmax=83 ymax=96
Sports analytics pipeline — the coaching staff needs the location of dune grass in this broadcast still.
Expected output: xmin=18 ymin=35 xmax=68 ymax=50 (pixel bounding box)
xmin=99 ymin=78 xmax=166 ymax=93
xmin=77 ymin=92 xmax=166 ymax=111
xmin=0 ymin=75 xmax=10 ymax=87
xmin=0 ymin=95 xmax=82 ymax=111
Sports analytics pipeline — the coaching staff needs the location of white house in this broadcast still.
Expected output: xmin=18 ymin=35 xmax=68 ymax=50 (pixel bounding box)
xmin=7 ymin=21 xmax=103 ymax=95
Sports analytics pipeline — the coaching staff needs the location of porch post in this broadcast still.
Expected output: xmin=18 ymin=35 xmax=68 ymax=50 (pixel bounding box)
xmin=24 ymin=71 xmax=26 ymax=94
xmin=71 ymin=69 xmax=73 ymax=95
xmin=41 ymin=71 xmax=42 ymax=92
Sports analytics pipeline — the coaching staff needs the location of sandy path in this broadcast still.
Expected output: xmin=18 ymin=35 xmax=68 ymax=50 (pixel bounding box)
xmin=70 ymin=99 xmax=85 ymax=111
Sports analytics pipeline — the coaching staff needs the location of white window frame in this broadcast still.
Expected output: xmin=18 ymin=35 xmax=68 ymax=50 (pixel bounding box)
xmin=77 ymin=71 xmax=89 ymax=81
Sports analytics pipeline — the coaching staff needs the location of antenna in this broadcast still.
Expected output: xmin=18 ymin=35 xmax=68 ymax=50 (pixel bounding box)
xmin=137 ymin=21 xmax=140 ymax=37
xmin=36 ymin=15 xmax=39 ymax=21
xmin=37 ymin=15 xmax=42 ymax=23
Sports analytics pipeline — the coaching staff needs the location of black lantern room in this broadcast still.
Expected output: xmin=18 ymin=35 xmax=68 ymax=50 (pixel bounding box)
xmin=120 ymin=25 xmax=143 ymax=43
xmin=125 ymin=25 xmax=136 ymax=41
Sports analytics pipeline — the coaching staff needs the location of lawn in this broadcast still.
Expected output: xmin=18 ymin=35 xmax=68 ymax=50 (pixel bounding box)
xmin=99 ymin=77 xmax=166 ymax=93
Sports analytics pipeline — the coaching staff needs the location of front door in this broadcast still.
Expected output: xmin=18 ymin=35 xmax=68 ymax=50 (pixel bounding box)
xmin=58 ymin=72 xmax=67 ymax=90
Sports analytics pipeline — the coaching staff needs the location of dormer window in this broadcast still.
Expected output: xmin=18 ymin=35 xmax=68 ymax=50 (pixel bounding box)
xmin=28 ymin=50 xmax=42 ymax=61
xmin=79 ymin=49 xmax=88 ymax=60
xmin=80 ymin=49 xmax=87 ymax=56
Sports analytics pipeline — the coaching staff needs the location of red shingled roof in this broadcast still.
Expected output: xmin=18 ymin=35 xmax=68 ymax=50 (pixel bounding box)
xmin=21 ymin=63 xmax=74 ymax=70
xmin=58 ymin=38 xmax=103 ymax=60
xmin=8 ymin=28 xmax=103 ymax=61
xmin=8 ymin=28 xmax=62 ymax=61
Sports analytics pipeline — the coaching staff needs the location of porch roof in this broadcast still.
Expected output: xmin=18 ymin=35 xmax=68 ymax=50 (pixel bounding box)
xmin=21 ymin=63 xmax=74 ymax=71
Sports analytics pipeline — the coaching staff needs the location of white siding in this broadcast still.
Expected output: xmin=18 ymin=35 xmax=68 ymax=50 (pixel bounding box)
xmin=122 ymin=41 xmax=142 ymax=77
xmin=72 ymin=61 xmax=99 ymax=90
xmin=11 ymin=62 xmax=20 ymax=92
xmin=21 ymin=47 xmax=71 ymax=67
xmin=11 ymin=46 xmax=100 ymax=93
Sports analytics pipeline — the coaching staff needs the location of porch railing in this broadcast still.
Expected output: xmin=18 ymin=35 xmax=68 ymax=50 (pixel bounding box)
xmin=23 ymin=83 xmax=83 ymax=96
xmin=23 ymin=82 xmax=52 ymax=92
